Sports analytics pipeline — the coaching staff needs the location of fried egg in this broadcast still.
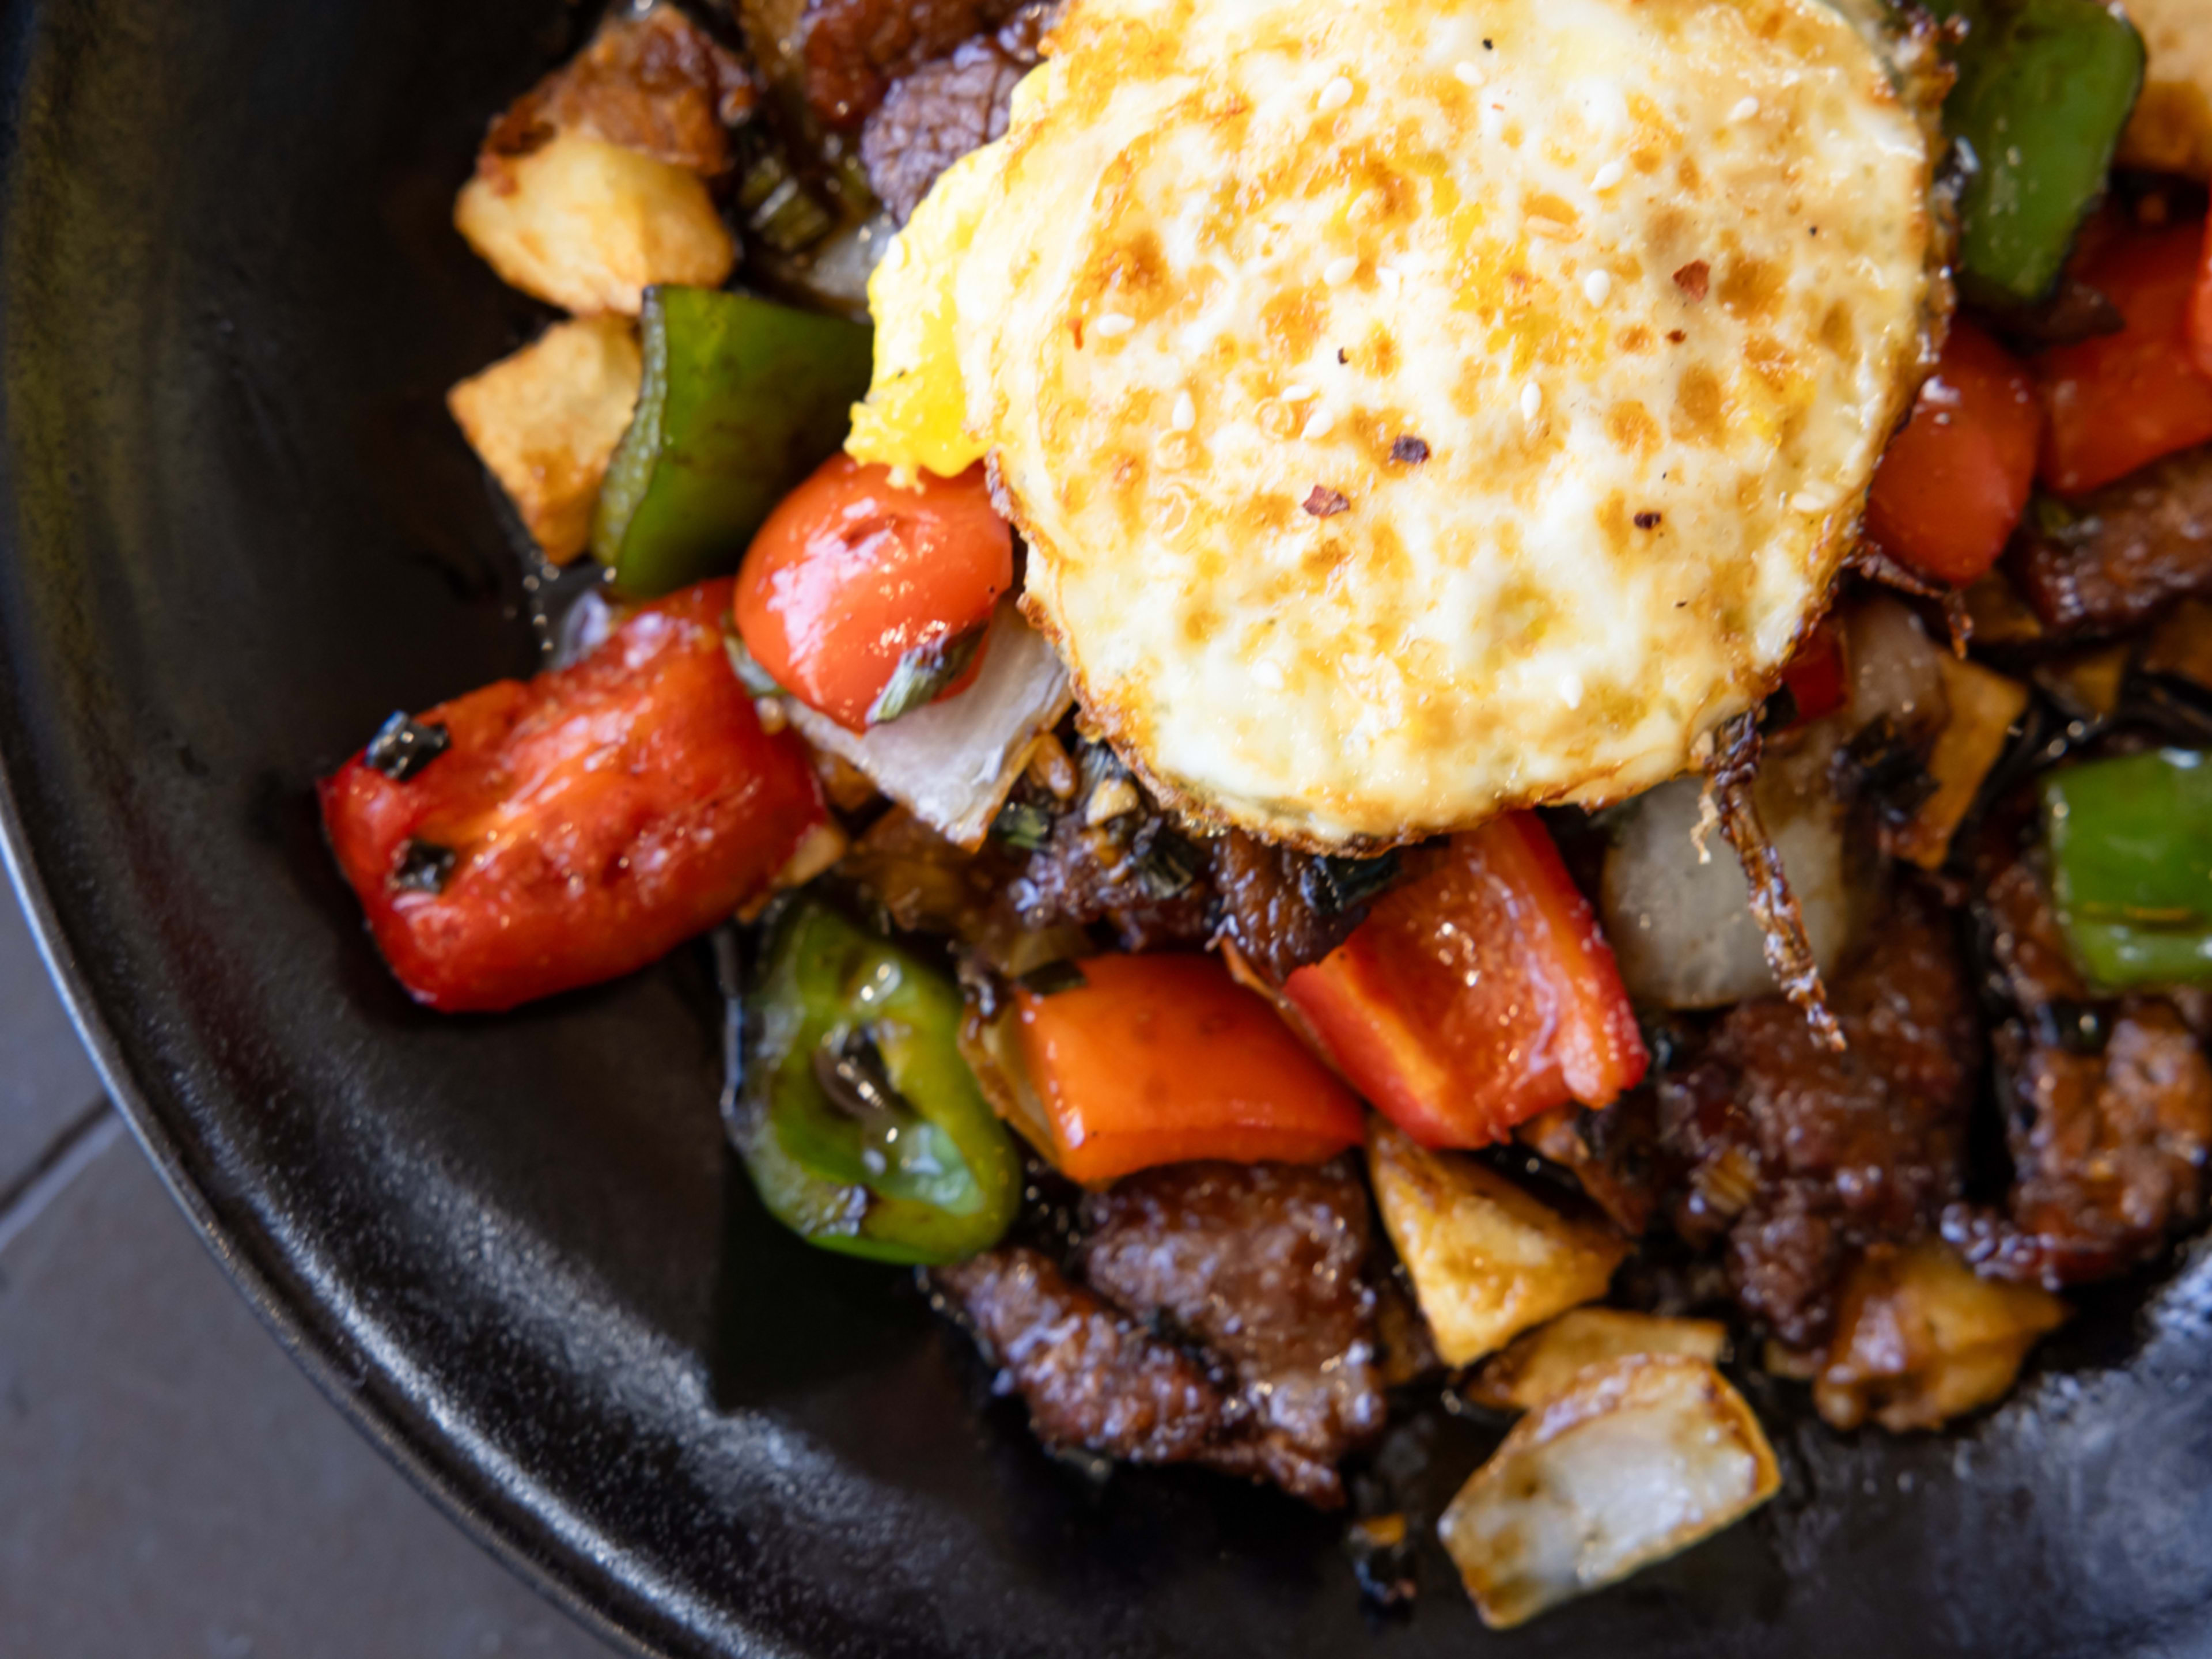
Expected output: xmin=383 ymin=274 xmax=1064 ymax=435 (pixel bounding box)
xmin=851 ymin=0 xmax=1941 ymax=849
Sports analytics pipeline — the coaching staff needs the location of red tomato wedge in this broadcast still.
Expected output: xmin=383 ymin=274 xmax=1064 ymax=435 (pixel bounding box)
xmin=319 ymin=580 xmax=823 ymax=1014
xmin=2191 ymin=214 xmax=2212 ymax=384
xmin=736 ymin=454 xmax=1013 ymax=733
xmin=1864 ymin=320 xmax=2042 ymax=586
xmin=2037 ymin=221 xmax=2212 ymax=496
xmin=1014 ymin=953 xmax=1366 ymax=1184
xmin=1283 ymin=813 xmax=1647 ymax=1149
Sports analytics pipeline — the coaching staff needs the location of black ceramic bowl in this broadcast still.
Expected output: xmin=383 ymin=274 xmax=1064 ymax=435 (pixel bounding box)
xmin=4 ymin=2 xmax=2212 ymax=1654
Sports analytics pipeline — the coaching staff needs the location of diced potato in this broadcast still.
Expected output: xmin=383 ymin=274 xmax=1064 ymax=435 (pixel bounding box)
xmin=1465 ymin=1308 xmax=1730 ymax=1412
xmin=1438 ymin=1354 xmax=1781 ymax=1629
xmin=1893 ymin=654 xmax=2029 ymax=872
xmin=2035 ymin=643 xmax=2132 ymax=724
xmin=2118 ymin=0 xmax=2212 ymax=178
xmin=1814 ymin=1241 xmax=2069 ymax=1433
xmin=454 ymin=128 xmax=735 ymax=315
xmin=2142 ymin=597 xmax=2212 ymax=694
xmin=446 ymin=315 xmax=643 ymax=562
xmin=1960 ymin=570 xmax=2044 ymax=648
xmin=1366 ymin=1118 xmax=1627 ymax=1368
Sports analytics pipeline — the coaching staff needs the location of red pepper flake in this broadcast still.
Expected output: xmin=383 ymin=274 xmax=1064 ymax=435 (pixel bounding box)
xmin=1302 ymin=485 xmax=1351 ymax=517
xmin=1672 ymin=260 xmax=1710 ymax=301
xmin=1634 ymin=510 xmax=1662 ymax=530
xmin=1389 ymin=435 xmax=1430 ymax=464
xmin=1666 ymin=329 xmax=1687 ymax=343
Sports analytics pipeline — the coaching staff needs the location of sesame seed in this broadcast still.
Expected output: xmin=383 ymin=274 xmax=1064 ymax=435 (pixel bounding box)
xmin=1253 ymin=659 xmax=1286 ymax=690
xmin=1520 ymin=381 xmax=1542 ymax=421
xmin=1590 ymin=158 xmax=1626 ymax=191
xmin=1171 ymin=390 xmax=1196 ymax=431
xmin=1558 ymin=673 xmax=1584 ymax=709
xmin=1302 ymin=406 xmax=1336 ymax=440
xmin=1729 ymin=95 xmax=1760 ymax=122
xmin=1453 ymin=60 xmax=1483 ymax=85
xmin=1790 ymin=488 xmax=1835 ymax=514
xmin=1282 ymin=383 xmax=1317 ymax=402
xmin=1583 ymin=269 xmax=1613 ymax=305
xmin=1094 ymin=312 xmax=1134 ymax=338
xmin=1318 ymin=74 xmax=1354 ymax=112
xmin=1324 ymin=255 xmax=1358 ymax=286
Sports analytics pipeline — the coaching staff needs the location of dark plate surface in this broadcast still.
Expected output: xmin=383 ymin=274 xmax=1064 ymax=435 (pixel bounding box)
xmin=3 ymin=2 xmax=2212 ymax=1655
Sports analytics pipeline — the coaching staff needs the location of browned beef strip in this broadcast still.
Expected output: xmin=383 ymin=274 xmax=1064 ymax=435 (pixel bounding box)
xmin=2008 ymin=444 xmax=2212 ymax=636
xmin=1658 ymin=882 xmax=1980 ymax=1346
xmin=859 ymin=2 xmax=1055 ymax=222
xmin=797 ymin=0 xmax=1025 ymax=128
xmin=932 ymin=1248 xmax=1234 ymax=1462
xmin=1955 ymin=1002 xmax=2212 ymax=1286
xmin=933 ymin=1162 xmax=1387 ymax=1505
xmin=1078 ymin=1161 xmax=1386 ymax=1505
xmin=1209 ymin=831 xmax=1376 ymax=985
xmin=1949 ymin=830 xmax=2212 ymax=1286
xmin=483 ymin=7 xmax=753 ymax=176
xmin=1006 ymin=804 xmax=1215 ymax=952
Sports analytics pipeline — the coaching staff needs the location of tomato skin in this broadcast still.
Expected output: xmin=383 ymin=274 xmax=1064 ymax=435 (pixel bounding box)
xmin=2036 ymin=221 xmax=2212 ymax=496
xmin=1014 ymin=953 xmax=1366 ymax=1184
xmin=1283 ymin=814 xmax=1647 ymax=1149
xmin=319 ymin=581 xmax=823 ymax=1013
xmin=1864 ymin=320 xmax=2042 ymax=586
xmin=736 ymin=456 xmax=1013 ymax=732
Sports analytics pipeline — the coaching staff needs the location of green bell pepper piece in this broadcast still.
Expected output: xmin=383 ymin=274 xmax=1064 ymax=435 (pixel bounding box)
xmin=592 ymin=286 xmax=874 ymax=599
xmin=2043 ymin=748 xmax=2212 ymax=992
xmin=1925 ymin=0 xmax=2143 ymax=310
xmin=732 ymin=899 xmax=1021 ymax=1264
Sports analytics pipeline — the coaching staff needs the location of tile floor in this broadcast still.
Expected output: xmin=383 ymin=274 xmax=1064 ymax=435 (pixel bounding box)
xmin=0 ymin=882 xmax=621 ymax=1656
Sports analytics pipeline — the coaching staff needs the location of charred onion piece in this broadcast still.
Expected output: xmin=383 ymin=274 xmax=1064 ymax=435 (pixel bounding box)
xmin=1709 ymin=713 xmax=1844 ymax=1050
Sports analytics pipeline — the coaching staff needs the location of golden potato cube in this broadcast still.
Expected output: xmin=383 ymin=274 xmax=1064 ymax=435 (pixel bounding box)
xmin=1814 ymin=1240 xmax=2069 ymax=1433
xmin=1366 ymin=1118 xmax=1627 ymax=1369
xmin=1465 ymin=1308 xmax=1730 ymax=1412
xmin=1895 ymin=655 xmax=2029 ymax=872
xmin=1440 ymin=1354 xmax=1781 ymax=1629
xmin=446 ymin=315 xmax=643 ymax=563
xmin=454 ymin=128 xmax=734 ymax=315
xmin=2119 ymin=0 xmax=2212 ymax=177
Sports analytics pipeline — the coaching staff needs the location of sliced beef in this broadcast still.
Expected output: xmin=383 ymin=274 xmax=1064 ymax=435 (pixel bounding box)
xmin=1657 ymin=882 xmax=1981 ymax=1346
xmin=484 ymin=7 xmax=753 ymax=176
xmin=1007 ymin=805 xmax=1214 ymax=952
xmin=859 ymin=2 xmax=1055 ymax=222
xmin=1078 ymin=1161 xmax=1386 ymax=1503
xmin=932 ymin=1248 xmax=1234 ymax=1462
xmin=797 ymin=0 xmax=1026 ymax=128
xmin=1953 ymin=1003 xmax=2212 ymax=1286
xmin=1209 ymin=831 xmax=1387 ymax=985
xmin=933 ymin=1161 xmax=1387 ymax=1505
xmin=2008 ymin=443 xmax=2212 ymax=636
xmin=1951 ymin=832 xmax=2212 ymax=1286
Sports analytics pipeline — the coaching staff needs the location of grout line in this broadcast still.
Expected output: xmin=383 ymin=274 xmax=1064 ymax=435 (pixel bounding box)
xmin=0 ymin=1100 xmax=122 ymax=1257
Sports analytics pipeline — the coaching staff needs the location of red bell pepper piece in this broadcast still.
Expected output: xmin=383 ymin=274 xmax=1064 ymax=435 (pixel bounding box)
xmin=1778 ymin=616 xmax=1847 ymax=727
xmin=1013 ymin=953 xmax=1365 ymax=1184
xmin=319 ymin=579 xmax=824 ymax=1013
xmin=1282 ymin=813 xmax=1646 ymax=1149
xmin=2036 ymin=220 xmax=2212 ymax=495
xmin=2190 ymin=214 xmax=2212 ymax=384
xmin=1864 ymin=320 xmax=2043 ymax=586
